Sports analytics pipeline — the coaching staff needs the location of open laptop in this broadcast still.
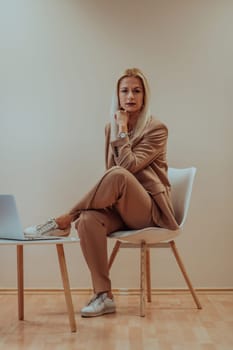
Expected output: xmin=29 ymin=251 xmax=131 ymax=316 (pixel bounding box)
xmin=0 ymin=194 xmax=62 ymax=241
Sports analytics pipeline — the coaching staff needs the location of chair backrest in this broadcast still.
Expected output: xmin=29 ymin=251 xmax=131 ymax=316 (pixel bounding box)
xmin=168 ymin=167 xmax=196 ymax=227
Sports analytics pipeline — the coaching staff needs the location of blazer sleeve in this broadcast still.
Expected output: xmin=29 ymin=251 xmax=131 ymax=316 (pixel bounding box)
xmin=110 ymin=121 xmax=168 ymax=174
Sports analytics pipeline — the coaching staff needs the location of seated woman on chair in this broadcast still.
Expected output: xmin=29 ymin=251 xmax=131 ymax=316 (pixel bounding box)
xmin=24 ymin=68 xmax=179 ymax=317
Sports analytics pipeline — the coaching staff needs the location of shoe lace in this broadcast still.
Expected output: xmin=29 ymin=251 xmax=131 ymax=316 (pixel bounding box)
xmin=87 ymin=294 xmax=98 ymax=306
xmin=87 ymin=293 xmax=106 ymax=306
xmin=36 ymin=219 xmax=57 ymax=235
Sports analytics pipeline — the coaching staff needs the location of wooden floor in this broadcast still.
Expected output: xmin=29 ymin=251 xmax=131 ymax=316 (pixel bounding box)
xmin=0 ymin=291 xmax=232 ymax=350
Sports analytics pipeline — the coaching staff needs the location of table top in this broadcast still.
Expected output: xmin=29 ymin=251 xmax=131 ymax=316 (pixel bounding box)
xmin=0 ymin=236 xmax=80 ymax=245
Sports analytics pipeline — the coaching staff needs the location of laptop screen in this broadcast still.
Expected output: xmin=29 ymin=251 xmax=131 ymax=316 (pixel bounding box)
xmin=0 ymin=194 xmax=24 ymax=240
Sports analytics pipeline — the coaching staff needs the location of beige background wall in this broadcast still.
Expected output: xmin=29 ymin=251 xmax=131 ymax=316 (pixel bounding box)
xmin=0 ymin=0 xmax=232 ymax=290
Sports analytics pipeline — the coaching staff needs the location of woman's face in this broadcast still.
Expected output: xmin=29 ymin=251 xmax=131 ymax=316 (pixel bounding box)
xmin=118 ymin=76 xmax=144 ymax=114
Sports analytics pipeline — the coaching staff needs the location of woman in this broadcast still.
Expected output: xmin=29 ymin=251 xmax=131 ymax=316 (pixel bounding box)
xmin=24 ymin=68 xmax=179 ymax=317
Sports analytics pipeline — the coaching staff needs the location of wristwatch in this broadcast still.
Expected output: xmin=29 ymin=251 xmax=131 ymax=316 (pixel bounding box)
xmin=118 ymin=132 xmax=128 ymax=139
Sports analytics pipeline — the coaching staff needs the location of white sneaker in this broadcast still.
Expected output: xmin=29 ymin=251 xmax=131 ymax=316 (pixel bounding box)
xmin=81 ymin=293 xmax=116 ymax=317
xmin=24 ymin=218 xmax=70 ymax=238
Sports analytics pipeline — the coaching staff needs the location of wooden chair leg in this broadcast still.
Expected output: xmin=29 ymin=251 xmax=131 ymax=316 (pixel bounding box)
xmin=17 ymin=245 xmax=24 ymax=320
xmin=170 ymin=240 xmax=202 ymax=309
xmin=56 ymin=244 xmax=77 ymax=332
xmin=108 ymin=240 xmax=121 ymax=269
xmin=146 ymin=248 xmax=152 ymax=302
xmin=140 ymin=241 xmax=146 ymax=317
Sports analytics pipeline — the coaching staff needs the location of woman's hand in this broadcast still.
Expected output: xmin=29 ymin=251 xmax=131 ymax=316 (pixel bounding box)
xmin=115 ymin=110 xmax=128 ymax=133
xmin=55 ymin=214 xmax=73 ymax=229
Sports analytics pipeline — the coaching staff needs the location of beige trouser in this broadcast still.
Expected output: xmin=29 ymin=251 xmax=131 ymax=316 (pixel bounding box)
xmin=69 ymin=166 xmax=155 ymax=294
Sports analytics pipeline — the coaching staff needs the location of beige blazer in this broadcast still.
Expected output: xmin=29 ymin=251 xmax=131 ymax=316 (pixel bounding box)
xmin=105 ymin=116 xmax=179 ymax=230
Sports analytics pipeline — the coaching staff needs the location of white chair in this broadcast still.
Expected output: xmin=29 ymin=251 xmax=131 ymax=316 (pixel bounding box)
xmin=108 ymin=167 xmax=202 ymax=316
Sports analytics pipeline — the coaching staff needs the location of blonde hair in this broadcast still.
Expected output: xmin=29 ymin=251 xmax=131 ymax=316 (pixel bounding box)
xmin=110 ymin=68 xmax=151 ymax=141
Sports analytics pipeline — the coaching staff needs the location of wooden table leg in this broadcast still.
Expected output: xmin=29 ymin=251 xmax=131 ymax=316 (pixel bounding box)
xmin=17 ymin=245 xmax=24 ymax=320
xmin=56 ymin=244 xmax=77 ymax=333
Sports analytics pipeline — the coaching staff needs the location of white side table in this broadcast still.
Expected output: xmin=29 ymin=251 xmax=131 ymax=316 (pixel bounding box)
xmin=0 ymin=237 xmax=79 ymax=332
